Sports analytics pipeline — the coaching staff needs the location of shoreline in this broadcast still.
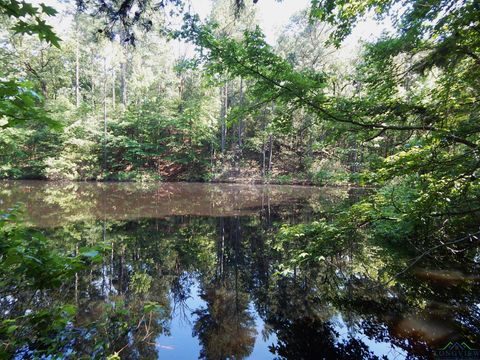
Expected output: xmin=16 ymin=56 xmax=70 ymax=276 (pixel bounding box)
xmin=0 ymin=177 xmax=366 ymax=189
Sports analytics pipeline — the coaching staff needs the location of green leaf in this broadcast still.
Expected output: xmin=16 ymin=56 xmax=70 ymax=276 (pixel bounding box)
xmin=40 ymin=3 xmax=57 ymax=16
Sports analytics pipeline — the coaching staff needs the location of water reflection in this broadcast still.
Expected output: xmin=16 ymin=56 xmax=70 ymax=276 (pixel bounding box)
xmin=0 ymin=180 xmax=344 ymax=227
xmin=0 ymin=181 xmax=478 ymax=359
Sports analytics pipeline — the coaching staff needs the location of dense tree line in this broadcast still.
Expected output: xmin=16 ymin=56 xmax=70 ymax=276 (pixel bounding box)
xmin=0 ymin=0 xmax=367 ymax=184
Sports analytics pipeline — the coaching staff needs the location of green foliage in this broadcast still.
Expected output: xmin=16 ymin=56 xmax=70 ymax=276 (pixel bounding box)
xmin=0 ymin=0 xmax=61 ymax=132
xmin=0 ymin=207 xmax=107 ymax=357
xmin=0 ymin=79 xmax=60 ymax=129
xmin=43 ymin=118 xmax=102 ymax=180
xmin=0 ymin=9 xmax=479 ymax=358
xmin=0 ymin=208 xmax=86 ymax=288
xmin=179 ymin=19 xmax=328 ymax=133
xmin=174 ymin=0 xmax=480 ymax=270
xmin=130 ymin=272 xmax=153 ymax=295
xmin=0 ymin=0 xmax=61 ymax=47
xmin=308 ymin=158 xmax=349 ymax=185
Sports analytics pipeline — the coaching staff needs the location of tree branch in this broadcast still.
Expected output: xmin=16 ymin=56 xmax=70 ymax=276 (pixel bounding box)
xmin=204 ymin=32 xmax=479 ymax=149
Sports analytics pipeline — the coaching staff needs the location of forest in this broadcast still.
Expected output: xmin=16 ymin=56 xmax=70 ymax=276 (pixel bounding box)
xmin=0 ymin=0 xmax=479 ymax=358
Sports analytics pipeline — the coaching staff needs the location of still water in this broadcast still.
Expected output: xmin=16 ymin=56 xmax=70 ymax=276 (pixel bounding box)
xmin=0 ymin=181 xmax=478 ymax=359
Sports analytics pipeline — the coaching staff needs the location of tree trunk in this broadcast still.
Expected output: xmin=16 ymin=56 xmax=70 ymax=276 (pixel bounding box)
xmin=220 ymin=84 xmax=228 ymax=155
xmin=261 ymin=111 xmax=266 ymax=178
xmin=235 ymin=78 xmax=244 ymax=172
xmin=268 ymin=102 xmax=274 ymax=174
xmin=112 ymin=68 xmax=115 ymax=111
xmin=39 ymin=49 xmax=47 ymax=98
xmin=268 ymin=133 xmax=273 ymax=173
xmin=75 ymin=39 xmax=80 ymax=108
xmin=91 ymin=54 xmax=95 ymax=109
xmin=103 ymin=57 xmax=108 ymax=173
xmin=120 ymin=60 xmax=127 ymax=106
xmin=238 ymin=78 xmax=243 ymax=148
xmin=218 ymin=217 xmax=225 ymax=278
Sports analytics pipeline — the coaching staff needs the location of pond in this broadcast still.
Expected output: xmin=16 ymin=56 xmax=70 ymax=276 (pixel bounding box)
xmin=0 ymin=180 xmax=478 ymax=359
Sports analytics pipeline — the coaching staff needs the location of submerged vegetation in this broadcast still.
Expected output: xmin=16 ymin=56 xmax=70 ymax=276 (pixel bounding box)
xmin=0 ymin=0 xmax=479 ymax=358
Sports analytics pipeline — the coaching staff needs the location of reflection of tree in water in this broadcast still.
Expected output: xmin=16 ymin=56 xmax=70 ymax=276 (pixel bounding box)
xmin=170 ymin=272 xmax=196 ymax=327
xmin=5 ymin=193 xmax=479 ymax=359
xmin=260 ymin=244 xmax=479 ymax=359
xmin=71 ymin=211 xmax=478 ymax=359
xmin=192 ymin=216 xmax=258 ymax=360
xmin=23 ymin=217 xmax=216 ymax=358
xmin=269 ymin=317 xmax=384 ymax=360
xmin=191 ymin=212 xmax=409 ymax=360
xmin=193 ymin=286 xmax=257 ymax=360
xmin=240 ymin=199 xmax=480 ymax=359
xmin=255 ymin=269 xmax=387 ymax=360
